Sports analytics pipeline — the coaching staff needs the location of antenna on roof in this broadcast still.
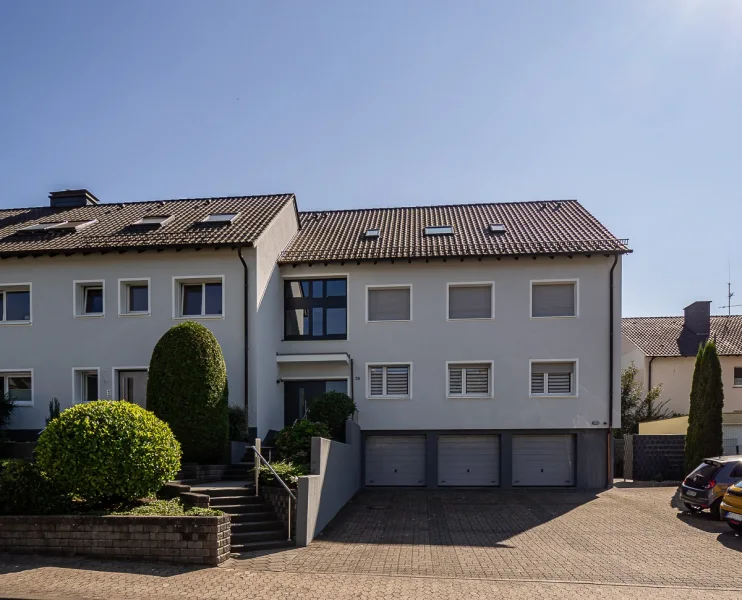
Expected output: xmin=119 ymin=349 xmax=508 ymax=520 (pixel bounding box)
xmin=720 ymin=259 xmax=741 ymax=317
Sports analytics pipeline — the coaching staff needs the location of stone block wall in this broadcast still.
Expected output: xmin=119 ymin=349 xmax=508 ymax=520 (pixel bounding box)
xmin=260 ymin=486 xmax=294 ymax=535
xmin=630 ymin=434 xmax=686 ymax=482
xmin=0 ymin=515 xmax=231 ymax=566
xmin=175 ymin=464 xmax=228 ymax=482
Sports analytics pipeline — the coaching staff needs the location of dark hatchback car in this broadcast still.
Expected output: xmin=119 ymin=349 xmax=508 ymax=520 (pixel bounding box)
xmin=680 ymin=456 xmax=742 ymax=519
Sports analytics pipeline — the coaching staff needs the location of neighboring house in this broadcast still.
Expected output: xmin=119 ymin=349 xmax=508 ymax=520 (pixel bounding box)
xmin=622 ymin=302 xmax=742 ymax=416
xmin=1 ymin=190 xmax=630 ymax=489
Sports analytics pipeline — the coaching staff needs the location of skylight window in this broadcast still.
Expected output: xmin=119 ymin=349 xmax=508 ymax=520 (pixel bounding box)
xmin=201 ymin=213 xmax=240 ymax=224
xmin=18 ymin=222 xmax=66 ymax=232
xmin=364 ymin=228 xmax=380 ymax=239
xmin=424 ymin=225 xmax=454 ymax=236
xmin=489 ymin=223 xmax=506 ymax=233
xmin=133 ymin=215 xmax=172 ymax=227
xmin=51 ymin=219 xmax=98 ymax=231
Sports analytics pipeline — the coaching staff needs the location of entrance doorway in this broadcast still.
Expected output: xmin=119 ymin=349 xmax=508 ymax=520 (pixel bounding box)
xmin=117 ymin=369 xmax=149 ymax=408
xmin=283 ymin=379 xmax=348 ymax=426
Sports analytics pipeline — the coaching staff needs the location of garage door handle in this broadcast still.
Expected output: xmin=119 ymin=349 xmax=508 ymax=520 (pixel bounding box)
xmin=394 ymin=468 xmax=398 ymax=473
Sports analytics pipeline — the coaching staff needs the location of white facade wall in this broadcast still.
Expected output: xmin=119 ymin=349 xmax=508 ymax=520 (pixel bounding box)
xmin=267 ymin=255 xmax=622 ymax=435
xmin=0 ymin=248 xmax=253 ymax=431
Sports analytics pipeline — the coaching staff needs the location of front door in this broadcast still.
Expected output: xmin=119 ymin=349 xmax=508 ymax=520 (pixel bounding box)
xmin=118 ymin=370 xmax=148 ymax=408
xmin=283 ymin=379 xmax=348 ymax=427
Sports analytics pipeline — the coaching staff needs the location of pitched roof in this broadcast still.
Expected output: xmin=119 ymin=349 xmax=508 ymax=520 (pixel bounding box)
xmin=0 ymin=194 xmax=295 ymax=256
xmin=278 ymin=200 xmax=629 ymax=263
xmin=622 ymin=316 xmax=742 ymax=357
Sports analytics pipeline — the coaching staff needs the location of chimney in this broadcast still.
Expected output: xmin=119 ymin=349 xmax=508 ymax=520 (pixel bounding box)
xmin=49 ymin=189 xmax=100 ymax=208
xmin=683 ymin=301 xmax=711 ymax=336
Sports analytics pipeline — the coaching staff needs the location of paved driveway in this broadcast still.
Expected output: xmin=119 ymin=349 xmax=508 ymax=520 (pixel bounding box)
xmin=1 ymin=485 xmax=741 ymax=599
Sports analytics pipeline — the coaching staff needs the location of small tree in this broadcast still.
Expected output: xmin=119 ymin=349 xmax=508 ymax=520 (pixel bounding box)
xmin=685 ymin=340 xmax=725 ymax=472
xmin=0 ymin=393 xmax=15 ymax=431
xmin=307 ymin=391 xmax=356 ymax=440
xmin=45 ymin=398 xmax=61 ymax=426
xmin=617 ymin=363 xmax=668 ymax=437
xmin=147 ymin=322 xmax=229 ymax=463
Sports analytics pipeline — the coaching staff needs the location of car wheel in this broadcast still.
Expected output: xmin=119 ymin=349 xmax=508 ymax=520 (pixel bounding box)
xmin=710 ymin=499 xmax=722 ymax=521
xmin=683 ymin=502 xmax=701 ymax=513
xmin=728 ymin=521 xmax=742 ymax=533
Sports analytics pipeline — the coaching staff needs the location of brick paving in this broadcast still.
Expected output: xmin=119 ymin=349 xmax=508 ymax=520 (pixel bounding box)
xmin=1 ymin=485 xmax=741 ymax=599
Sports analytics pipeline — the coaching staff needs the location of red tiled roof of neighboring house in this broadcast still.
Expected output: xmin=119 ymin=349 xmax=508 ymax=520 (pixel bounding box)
xmin=0 ymin=194 xmax=296 ymax=257
xmin=622 ymin=315 xmax=742 ymax=357
xmin=279 ymin=199 xmax=629 ymax=263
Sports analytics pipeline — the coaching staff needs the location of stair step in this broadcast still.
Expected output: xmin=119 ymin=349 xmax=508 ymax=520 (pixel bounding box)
xmin=209 ymin=495 xmax=263 ymax=506
xmin=231 ymin=520 xmax=283 ymax=533
xmin=217 ymin=504 xmax=271 ymax=515
xmin=229 ymin=511 xmax=276 ymax=523
xmin=221 ymin=475 xmax=253 ymax=481
xmin=231 ymin=530 xmax=286 ymax=544
xmin=231 ymin=539 xmax=295 ymax=554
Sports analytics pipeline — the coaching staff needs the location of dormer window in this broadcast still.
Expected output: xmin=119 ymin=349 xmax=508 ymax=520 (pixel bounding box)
xmin=424 ymin=226 xmax=453 ymax=236
xmin=201 ymin=213 xmax=239 ymax=224
xmin=364 ymin=228 xmax=380 ymax=239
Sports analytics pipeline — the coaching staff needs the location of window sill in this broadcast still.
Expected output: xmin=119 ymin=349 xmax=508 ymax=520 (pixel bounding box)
xmin=447 ymin=395 xmax=493 ymax=399
xmin=283 ymin=338 xmax=349 ymax=342
xmin=366 ymin=319 xmax=411 ymax=324
xmin=74 ymin=314 xmax=105 ymax=319
xmin=0 ymin=321 xmax=32 ymax=326
xmin=366 ymin=396 xmax=412 ymax=400
xmin=446 ymin=317 xmax=494 ymax=322
xmin=119 ymin=312 xmax=151 ymax=317
xmin=11 ymin=402 xmax=33 ymax=407
xmin=530 ymin=315 xmax=578 ymax=320
xmin=529 ymin=394 xmax=578 ymax=399
xmin=174 ymin=315 xmax=225 ymax=320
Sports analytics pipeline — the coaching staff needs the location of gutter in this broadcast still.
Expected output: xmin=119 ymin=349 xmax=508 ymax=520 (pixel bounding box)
xmin=648 ymin=356 xmax=655 ymax=390
xmin=607 ymin=254 xmax=619 ymax=488
xmin=237 ymin=247 xmax=250 ymax=438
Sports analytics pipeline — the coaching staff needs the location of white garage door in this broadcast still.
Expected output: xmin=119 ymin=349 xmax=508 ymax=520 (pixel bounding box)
xmin=438 ymin=435 xmax=499 ymax=486
xmin=365 ymin=436 xmax=426 ymax=486
xmin=512 ymin=435 xmax=575 ymax=486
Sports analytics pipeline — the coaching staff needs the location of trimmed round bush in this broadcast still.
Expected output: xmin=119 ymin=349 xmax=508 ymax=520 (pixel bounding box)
xmin=147 ymin=321 xmax=229 ymax=462
xmin=307 ymin=391 xmax=356 ymax=440
xmin=275 ymin=419 xmax=330 ymax=462
xmin=35 ymin=401 xmax=181 ymax=503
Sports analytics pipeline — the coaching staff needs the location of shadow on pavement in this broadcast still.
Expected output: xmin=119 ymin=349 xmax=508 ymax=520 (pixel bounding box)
xmin=613 ymin=480 xmax=681 ymax=489
xmin=317 ymin=488 xmax=599 ymax=548
xmin=717 ymin=530 xmax=742 ymax=552
xmin=0 ymin=552 xmax=204 ymax=577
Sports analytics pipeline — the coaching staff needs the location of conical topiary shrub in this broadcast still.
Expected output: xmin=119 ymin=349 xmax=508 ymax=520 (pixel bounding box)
xmin=147 ymin=321 xmax=229 ymax=463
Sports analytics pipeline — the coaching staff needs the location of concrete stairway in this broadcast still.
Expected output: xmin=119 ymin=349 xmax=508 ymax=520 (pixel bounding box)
xmin=196 ymin=484 xmax=294 ymax=554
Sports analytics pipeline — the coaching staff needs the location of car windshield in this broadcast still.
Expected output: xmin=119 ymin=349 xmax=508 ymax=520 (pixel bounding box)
xmin=686 ymin=461 xmax=721 ymax=487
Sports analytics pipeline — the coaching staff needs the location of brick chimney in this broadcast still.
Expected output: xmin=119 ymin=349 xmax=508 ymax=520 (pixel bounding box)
xmin=683 ymin=301 xmax=711 ymax=336
xmin=49 ymin=189 xmax=100 ymax=208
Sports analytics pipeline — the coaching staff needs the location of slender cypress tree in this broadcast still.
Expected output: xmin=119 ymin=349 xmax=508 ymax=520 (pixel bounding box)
xmin=685 ymin=343 xmax=706 ymax=472
xmin=699 ymin=340 xmax=724 ymax=457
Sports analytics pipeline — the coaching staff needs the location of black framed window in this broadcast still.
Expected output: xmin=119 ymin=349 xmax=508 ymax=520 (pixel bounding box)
xmin=284 ymin=278 xmax=347 ymax=340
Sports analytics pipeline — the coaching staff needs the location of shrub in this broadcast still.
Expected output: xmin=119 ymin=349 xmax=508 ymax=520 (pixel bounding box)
xmin=35 ymin=401 xmax=181 ymax=503
xmin=0 ymin=392 xmax=15 ymax=431
xmin=275 ymin=420 xmax=330 ymax=462
xmin=110 ymin=498 xmax=222 ymax=516
xmin=0 ymin=459 xmax=72 ymax=515
xmin=45 ymin=397 xmax=61 ymax=426
xmin=228 ymin=406 xmax=248 ymax=442
xmin=307 ymin=391 xmax=356 ymax=440
xmin=147 ymin=321 xmax=229 ymax=463
xmin=258 ymin=460 xmax=308 ymax=487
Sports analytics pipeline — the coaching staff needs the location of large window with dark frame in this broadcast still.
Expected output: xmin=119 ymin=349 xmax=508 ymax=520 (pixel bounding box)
xmin=284 ymin=278 xmax=347 ymax=340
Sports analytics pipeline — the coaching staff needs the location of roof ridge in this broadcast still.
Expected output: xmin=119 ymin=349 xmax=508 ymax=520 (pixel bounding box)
xmin=298 ymin=199 xmax=581 ymax=216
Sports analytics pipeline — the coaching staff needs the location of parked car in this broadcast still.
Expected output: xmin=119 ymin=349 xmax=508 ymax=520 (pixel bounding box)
xmin=720 ymin=481 xmax=742 ymax=532
xmin=680 ymin=456 xmax=742 ymax=520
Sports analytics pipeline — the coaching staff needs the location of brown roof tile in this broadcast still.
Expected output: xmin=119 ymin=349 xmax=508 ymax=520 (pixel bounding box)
xmin=622 ymin=316 xmax=742 ymax=357
xmin=279 ymin=200 xmax=629 ymax=263
xmin=0 ymin=194 xmax=295 ymax=256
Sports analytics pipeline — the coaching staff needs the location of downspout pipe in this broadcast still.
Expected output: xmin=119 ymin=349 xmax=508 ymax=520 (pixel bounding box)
xmin=648 ymin=356 xmax=655 ymax=390
xmin=237 ymin=247 xmax=251 ymax=440
xmin=607 ymin=254 xmax=619 ymax=488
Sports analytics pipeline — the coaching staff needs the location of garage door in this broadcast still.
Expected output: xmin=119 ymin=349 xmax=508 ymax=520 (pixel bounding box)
xmin=365 ymin=436 xmax=426 ymax=486
xmin=512 ymin=435 xmax=575 ymax=486
xmin=438 ymin=435 xmax=499 ymax=486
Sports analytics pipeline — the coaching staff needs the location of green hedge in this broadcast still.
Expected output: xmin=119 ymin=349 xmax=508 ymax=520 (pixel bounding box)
xmin=258 ymin=460 xmax=308 ymax=487
xmin=147 ymin=321 xmax=229 ymax=462
xmin=0 ymin=459 xmax=72 ymax=515
xmin=35 ymin=401 xmax=181 ymax=503
xmin=275 ymin=420 xmax=330 ymax=463
xmin=307 ymin=391 xmax=356 ymax=440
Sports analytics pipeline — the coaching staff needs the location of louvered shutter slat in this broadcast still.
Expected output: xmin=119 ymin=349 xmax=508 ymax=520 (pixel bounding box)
xmin=385 ymin=367 xmax=409 ymax=396
xmin=369 ymin=368 xmax=384 ymax=396
xmin=548 ymin=373 xmax=572 ymax=395
xmin=448 ymin=367 xmax=463 ymax=394
xmin=465 ymin=368 xmax=489 ymax=394
xmin=531 ymin=372 xmax=545 ymax=394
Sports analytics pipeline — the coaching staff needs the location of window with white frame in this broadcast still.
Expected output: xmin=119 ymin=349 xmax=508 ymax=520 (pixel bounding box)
xmin=448 ymin=283 xmax=493 ymax=320
xmin=368 ymin=364 xmax=411 ymax=398
xmin=73 ymin=369 xmax=99 ymax=403
xmin=447 ymin=363 xmax=492 ymax=397
xmin=119 ymin=279 xmax=150 ymax=315
xmin=531 ymin=281 xmax=577 ymax=318
xmin=734 ymin=367 xmax=742 ymax=387
xmin=0 ymin=284 xmax=31 ymax=323
xmin=74 ymin=281 xmax=104 ymax=317
xmin=0 ymin=371 xmax=33 ymax=406
xmin=175 ymin=277 xmax=223 ymax=318
xmin=530 ymin=361 xmax=577 ymax=396
xmin=367 ymin=286 xmax=411 ymax=322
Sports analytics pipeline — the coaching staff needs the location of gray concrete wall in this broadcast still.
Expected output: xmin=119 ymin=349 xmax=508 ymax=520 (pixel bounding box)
xmin=275 ymin=255 xmax=622 ymax=434
xmin=296 ymin=420 xmax=362 ymax=546
xmin=0 ymin=248 xmax=254 ymax=431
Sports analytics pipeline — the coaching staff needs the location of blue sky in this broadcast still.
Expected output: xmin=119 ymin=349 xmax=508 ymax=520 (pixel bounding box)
xmin=1 ymin=1 xmax=740 ymax=317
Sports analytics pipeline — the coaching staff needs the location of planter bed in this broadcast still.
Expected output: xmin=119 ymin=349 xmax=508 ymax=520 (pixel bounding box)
xmin=0 ymin=513 xmax=231 ymax=565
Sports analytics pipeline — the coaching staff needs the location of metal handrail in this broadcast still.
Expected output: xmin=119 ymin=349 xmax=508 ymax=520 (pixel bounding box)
xmin=250 ymin=441 xmax=295 ymax=541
